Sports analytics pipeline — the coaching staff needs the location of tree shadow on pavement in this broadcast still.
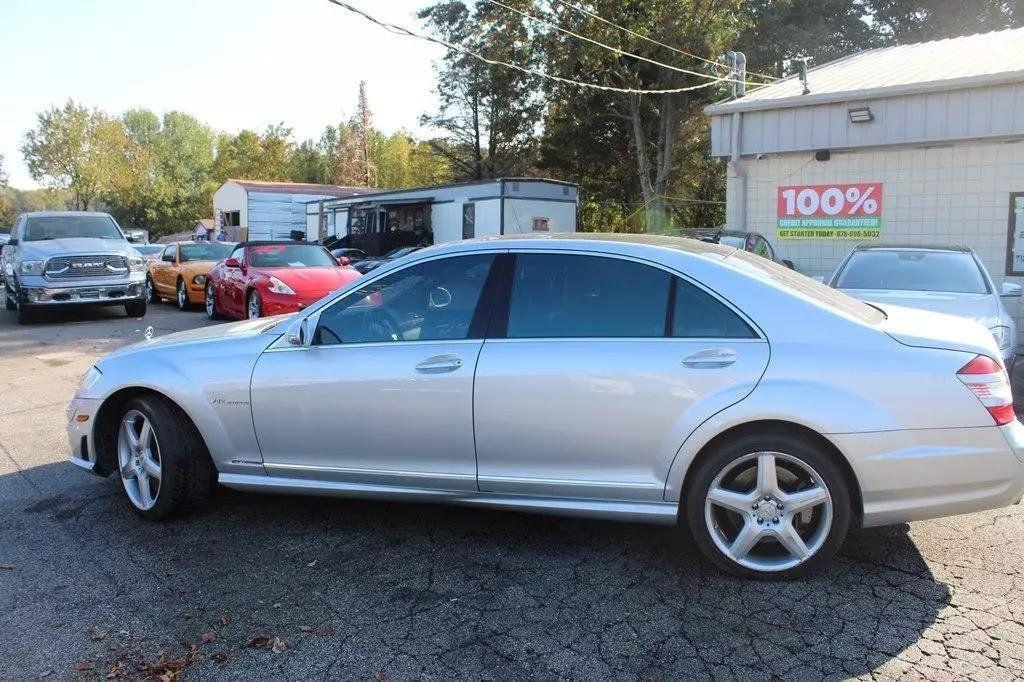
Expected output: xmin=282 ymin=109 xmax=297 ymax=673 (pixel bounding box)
xmin=0 ymin=463 xmax=951 ymax=681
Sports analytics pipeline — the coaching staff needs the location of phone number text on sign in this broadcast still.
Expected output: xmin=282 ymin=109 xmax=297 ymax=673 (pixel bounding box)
xmin=776 ymin=183 xmax=883 ymax=240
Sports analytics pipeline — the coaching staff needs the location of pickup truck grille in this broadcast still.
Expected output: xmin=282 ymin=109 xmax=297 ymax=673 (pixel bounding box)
xmin=44 ymin=255 xmax=129 ymax=279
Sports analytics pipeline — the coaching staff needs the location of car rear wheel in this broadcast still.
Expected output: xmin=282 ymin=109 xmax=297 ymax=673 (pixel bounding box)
xmin=685 ymin=430 xmax=851 ymax=580
xmin=205 ymin=282 xmax=222 ymax=320
xmin=247 ymin=290 xmax=263 ymax=319
xmin=115 ymin=395 xmax=214 ymax=520
xmin=176 ymin=279 xmax=190 ymax=311
xmin=145 ymin=275 xmax=159 ymax=303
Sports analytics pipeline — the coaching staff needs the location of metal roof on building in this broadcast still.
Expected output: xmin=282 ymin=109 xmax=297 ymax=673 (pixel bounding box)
xmin=706 ymin=27 xmax=1024 ymax=115
xmin=227 ymin=179 xmax=378 ymax=197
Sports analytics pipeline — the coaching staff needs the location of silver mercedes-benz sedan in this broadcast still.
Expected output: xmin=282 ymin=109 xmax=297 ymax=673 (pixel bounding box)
xmin=66 ymin=234 xmax=1024 ymax=579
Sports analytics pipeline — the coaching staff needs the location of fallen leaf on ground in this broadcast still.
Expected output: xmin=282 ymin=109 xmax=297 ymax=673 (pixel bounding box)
xmin=211 ymin=649 xmax=230 ymax=663
xmin=73 ymin=660 xmax=94 ymax=671
xmin=270 ymin=637 xmax=289 ymax=654
xmin=218 ymin=613 xmax=232 ymax=627
xmin=298 ymin=625 xmax=313 ymax=632
xmin=38 ymin=670 xmax=53 ymax=678
xmin=201 ymin=630 xmax=216 ymax=644
xmin=245 ymin=634 xmax=271 ymax=648
xmin=181 ymin=612 xmax=194 ymax=620
xmin=86 ymin=626 xmax=107 ymax=641
xmin=105 ymin=660 xmax=128 ymax=679
xmin=306 ymin=560 xmax=317 ymax=567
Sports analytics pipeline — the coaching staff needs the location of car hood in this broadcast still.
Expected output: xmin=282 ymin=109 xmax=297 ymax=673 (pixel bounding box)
xmin=18 ymin=237 xmax=134 ymax=259
xmin=262 ymin=267 xmax=360 ymax=292
xmin=97 ymin=316 xmax=290 ymax=364
xmin=874 ymin=302 xmax=1001 ymax=360
xmin=839 ymin=289 xmax=1002 ymax=329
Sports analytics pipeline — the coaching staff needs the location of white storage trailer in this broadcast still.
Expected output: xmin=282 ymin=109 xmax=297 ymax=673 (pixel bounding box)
xmin=307 ymin=178 xmax=579 ymax=256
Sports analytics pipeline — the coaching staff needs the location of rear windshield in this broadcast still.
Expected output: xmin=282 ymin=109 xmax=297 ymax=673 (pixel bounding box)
xmin=726 ymin=249 xmax=886 ymax=324
xmin=23 ymin=215 xmax=124 ymax=242
xmin=248 ymin=244 xmax=336 ymax=268
xmin=834 ymin=250 xmax=989 ymax=295
xmin=180 ymin=242 xmax=233 ymax=262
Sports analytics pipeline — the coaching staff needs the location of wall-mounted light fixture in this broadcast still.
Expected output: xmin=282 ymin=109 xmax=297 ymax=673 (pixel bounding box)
xmin=848 ymin=106 xmax=874 ymax=123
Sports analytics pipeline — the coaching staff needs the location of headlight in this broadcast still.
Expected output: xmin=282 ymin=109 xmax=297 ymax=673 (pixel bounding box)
xmin=266 ymin=276 xmax=295 ymax=295
xmin=76 ymin=366 xmax=102 ymax=396
xmin=128 ymin=256 xmax=146 ymax=272
xmin=990 ymin=325 xmax=1011 ymax=350
xmin=192 ymin=274 xmax=207 ymax=285
xmin=19 ymin=260 xmax=44 ymax=275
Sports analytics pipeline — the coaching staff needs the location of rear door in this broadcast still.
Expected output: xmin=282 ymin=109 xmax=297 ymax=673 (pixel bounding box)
xmin=473 ymin=252 xmax=770 ymax=502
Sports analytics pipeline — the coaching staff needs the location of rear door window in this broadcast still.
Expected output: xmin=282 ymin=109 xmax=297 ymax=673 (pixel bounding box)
xmin=507 ymin=254 xmax=670 ymax=338
xmin=673 ymin=278 xmax=756 ymax=338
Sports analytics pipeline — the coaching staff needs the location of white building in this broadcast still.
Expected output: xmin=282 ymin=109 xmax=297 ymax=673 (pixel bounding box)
xmin=706 ymin=28 xmax=1024 ymax=297
xmin=213 ymin=180 xmax=375 ymax=242
xmin=307 ymin=178 xmax=578 ymax=256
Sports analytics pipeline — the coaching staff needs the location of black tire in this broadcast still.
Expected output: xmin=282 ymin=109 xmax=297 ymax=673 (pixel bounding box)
xmin=115 ymin=395 xmax=215 ymax=521
xmin=146 ymin=274 xmax=160 ymax=303
xmin=4 ymin=290 xmax=15 ymax=311
xmin=684 ymin=429 xmax=851 ymax=580
xmin=16 ymin=302 xmax=34 ymax=325
xmin=247 ymin=290 xmax=263 ymax=319
xmin=176 ymin=279 xmax=191 ymax=311
xmin=125 ymin=298 xmax=147 ymax=318
xmin=205 ymin=282 xmax=222 ymax=320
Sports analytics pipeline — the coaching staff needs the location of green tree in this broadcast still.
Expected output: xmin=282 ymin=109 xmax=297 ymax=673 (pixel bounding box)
xmin=419 ymin=0 xmax=543 ymax=180
xmin=21 ymin=100 xmax=135 ymax=210
xmin=212 ymin=124 xmax=294 ymax=183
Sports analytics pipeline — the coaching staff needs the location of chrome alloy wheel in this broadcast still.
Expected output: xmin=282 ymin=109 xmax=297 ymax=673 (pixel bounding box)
xmin=117 ymin=409 xmax=162 ymax=510
xmin=177 ymin=281 xmax=187 ymax=308
xmin=704 ymin=451 xmax=832 ymax=572
xmin=247 ymin=293 xmax=261 ymax=319
xmin=205 ymin=283 xmax=215 ymax=317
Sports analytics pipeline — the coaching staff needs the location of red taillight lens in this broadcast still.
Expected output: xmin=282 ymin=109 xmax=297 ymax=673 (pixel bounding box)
xmin=957 ymin=355 xmax=1016 ymax=426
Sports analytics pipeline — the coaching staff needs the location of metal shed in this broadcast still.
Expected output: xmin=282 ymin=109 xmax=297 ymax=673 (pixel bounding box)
xmin=307 ymin=178 xmax=579 ymax=257
xmin=705 ymin=27 xmax=1024 ymax=297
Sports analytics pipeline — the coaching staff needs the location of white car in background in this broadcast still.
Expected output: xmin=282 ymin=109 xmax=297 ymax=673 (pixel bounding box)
xmin=829 ymin=245 xmax=1020 ymax=370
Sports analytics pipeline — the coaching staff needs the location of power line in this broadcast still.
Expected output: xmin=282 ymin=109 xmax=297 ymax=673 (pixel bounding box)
xmin=550 ymin=0 xmax=779 ymax=82
xmin=484 ymin=0 xmax=766 ymax=88
xmin=326 ymin=0 xmax=734 ymax=95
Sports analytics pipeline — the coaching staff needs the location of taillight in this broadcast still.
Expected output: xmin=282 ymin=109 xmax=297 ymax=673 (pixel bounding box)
xmin=957 ymin=355 xmax=1016 ymax=425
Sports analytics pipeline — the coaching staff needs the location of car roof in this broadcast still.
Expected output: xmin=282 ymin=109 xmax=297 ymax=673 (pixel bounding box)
xmin=852 ymin=243 xmax=973 ymax=253
xmin=20 ymin=211 xmax=114 ymax=218
xmin=238 ymin=240 xmax=324 ymax=248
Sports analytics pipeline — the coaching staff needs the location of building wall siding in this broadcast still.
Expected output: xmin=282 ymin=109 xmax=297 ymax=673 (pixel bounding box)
xmin=726 ymin=137 xmax=1024 ymax=321
xmin=710 ymin=82 xmax=1024 ymax=157
xmin=245 ymin=191 xmax=337 ymax=241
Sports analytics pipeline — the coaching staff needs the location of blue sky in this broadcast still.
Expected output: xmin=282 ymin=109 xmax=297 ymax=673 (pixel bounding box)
xmin=0 ymin=0 xmax=443 ymax=188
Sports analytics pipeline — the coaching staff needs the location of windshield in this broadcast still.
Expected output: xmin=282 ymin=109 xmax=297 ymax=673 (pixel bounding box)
xmin=835 ymin=250 xmax=989 ymax=295
xmin=134 ymin=245 xmax=164 ymax=256
xmin=23 ymin=215 xmax=124 ymax=241
xmin=180 ymin=242 xmax=233 ymax=262
xmin=248 ymin=244 xmax=337 ymax=268
xmin=385 ymin=247 xmax=417 ymax=259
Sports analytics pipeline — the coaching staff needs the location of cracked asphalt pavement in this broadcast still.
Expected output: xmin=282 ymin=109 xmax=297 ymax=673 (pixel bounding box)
xmin=2 ymin=304 xmax=1024 ymax=680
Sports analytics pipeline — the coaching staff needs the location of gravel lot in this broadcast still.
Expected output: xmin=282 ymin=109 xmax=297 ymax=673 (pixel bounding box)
xmin=2 ymin=303 xmax=1024 ymax=681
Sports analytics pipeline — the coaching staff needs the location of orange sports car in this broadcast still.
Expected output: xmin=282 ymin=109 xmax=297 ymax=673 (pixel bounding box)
xmin=146 ymin=241 xmax=235 ymax=310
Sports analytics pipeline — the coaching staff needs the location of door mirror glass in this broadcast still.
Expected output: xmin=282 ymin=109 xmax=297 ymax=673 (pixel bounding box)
xmin=314 ymin=254 xmax=495 ymax=345
xmin=224 ymin=257 xmax=241 ymax=269
xmin=1002 ymin=282 xmax=1022 ymax=297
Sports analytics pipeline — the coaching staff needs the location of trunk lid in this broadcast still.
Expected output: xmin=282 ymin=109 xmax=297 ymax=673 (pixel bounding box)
xmin=875 ymin=302 xmax=1001 ymax=360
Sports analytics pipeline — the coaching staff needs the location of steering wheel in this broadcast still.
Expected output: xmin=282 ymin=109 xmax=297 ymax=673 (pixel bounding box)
xmin=368 ymin=307 xmax=402 ymax=341
xmin=428 ymin=286 xmax=452 ymax=308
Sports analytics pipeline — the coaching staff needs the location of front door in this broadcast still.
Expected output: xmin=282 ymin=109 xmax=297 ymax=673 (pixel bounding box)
xmin=249 ymin=253 xmax=499 ymax=491
xmin=473 ymin=252 xmax=770 ymax=502
xmin=151 ymin=245 xmax=177 ymax=297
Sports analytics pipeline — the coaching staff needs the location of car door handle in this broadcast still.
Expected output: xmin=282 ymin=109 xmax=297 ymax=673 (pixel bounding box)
xmin=682 ymin=348 xmax=737 ymax=368
xmin=415 ymin=354 xmax=463 ymax=373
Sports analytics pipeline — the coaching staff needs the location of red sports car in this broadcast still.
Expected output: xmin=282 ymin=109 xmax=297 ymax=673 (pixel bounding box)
xmin=204 ymin=241 xmax=361 ymax=320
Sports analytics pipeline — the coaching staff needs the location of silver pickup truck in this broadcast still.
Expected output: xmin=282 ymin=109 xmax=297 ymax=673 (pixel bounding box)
xmin=1 ymin=211 xmax=148 ymax=324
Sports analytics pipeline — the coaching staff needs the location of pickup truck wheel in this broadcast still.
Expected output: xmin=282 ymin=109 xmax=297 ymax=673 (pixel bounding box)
xmin=16 ymin=303 xmax=34 ymax=325
xmin=115 ymin=395 xmax=214 ymax=520
xmin=4 ymin=292 xmax=15 ymax=311
xmin=125 ymin=299 xmax=147 ymax=318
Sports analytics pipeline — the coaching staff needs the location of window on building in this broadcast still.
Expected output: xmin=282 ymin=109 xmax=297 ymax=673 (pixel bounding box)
xmin=222 ymin=211 xmax=240 ymax=227
xmin=462 ymin=203 xmax=475 ymax=239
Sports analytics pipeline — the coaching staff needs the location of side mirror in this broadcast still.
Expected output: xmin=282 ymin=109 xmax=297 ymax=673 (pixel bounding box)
xmin=224 ymin=257 xmax=241 ymax=269
xmin=288 ymin=315 xmax=316 ymax=346
xmin=338 ymin=256 xmax=351 ymax=266
xmin=1002 ymin=282 xmax=1022 ymax=297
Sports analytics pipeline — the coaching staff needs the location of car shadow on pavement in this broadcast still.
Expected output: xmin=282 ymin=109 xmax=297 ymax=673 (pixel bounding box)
xmin=0 ymin=463 xmax=950 ymax=680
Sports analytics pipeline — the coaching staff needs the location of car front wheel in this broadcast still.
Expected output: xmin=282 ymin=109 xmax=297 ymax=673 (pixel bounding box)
xmin=115 ymin=395 xmax=214 ymax=520
xmin=247 ymin=290 xmax=263 ymax=319
xmin=685 ymin=430 xmax=851 ymax=580
xmin=205 ymin=282 xmax=221 ymax=320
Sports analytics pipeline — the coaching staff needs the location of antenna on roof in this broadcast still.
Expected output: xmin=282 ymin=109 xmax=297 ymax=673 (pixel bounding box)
xmin=798 ymin=58 xmax=810 ymax=95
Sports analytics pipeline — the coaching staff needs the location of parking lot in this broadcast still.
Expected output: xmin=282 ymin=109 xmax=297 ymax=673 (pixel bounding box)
xmin=1 ymin=305 xmax=1023 ymax=681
